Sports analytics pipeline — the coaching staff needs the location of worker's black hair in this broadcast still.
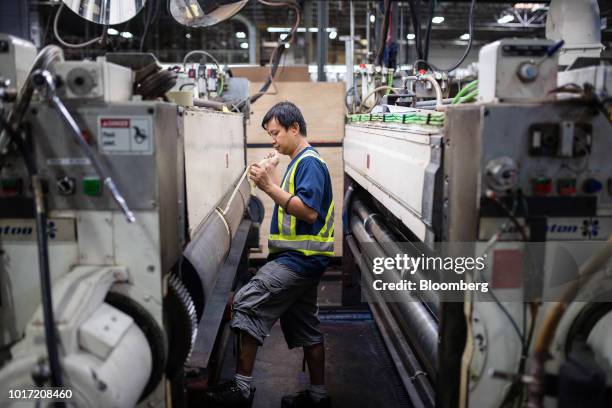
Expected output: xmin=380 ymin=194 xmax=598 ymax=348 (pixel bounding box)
xmin=261 ymin=101 xmax=307 ymax=137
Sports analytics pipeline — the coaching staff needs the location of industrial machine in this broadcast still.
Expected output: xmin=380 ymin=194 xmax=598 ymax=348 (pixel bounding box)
xmin=343 ymin=28 xmax=612 ymax=408
xmin=0 ymin=34 xmax=256 ymax=407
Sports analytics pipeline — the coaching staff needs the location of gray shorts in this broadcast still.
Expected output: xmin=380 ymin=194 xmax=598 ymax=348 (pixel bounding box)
xmin=230 ymin=260 xmax=323 ymax=348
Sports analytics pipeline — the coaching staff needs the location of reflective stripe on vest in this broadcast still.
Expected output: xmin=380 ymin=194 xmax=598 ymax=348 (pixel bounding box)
xmin=269 ymin=151 xmax=334 ymax=257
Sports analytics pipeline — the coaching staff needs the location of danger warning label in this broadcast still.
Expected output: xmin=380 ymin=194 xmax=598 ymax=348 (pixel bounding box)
xmin=98 ymin=116 xmax=153 ymax=155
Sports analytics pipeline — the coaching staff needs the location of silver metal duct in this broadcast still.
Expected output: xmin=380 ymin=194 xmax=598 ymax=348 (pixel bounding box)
xmin=184 ymin=175 xmax=250 ymax=304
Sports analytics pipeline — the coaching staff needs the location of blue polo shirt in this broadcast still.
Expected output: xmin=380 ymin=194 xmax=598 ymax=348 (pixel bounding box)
xmin=268 ymin=147 xmax=334 ymax=277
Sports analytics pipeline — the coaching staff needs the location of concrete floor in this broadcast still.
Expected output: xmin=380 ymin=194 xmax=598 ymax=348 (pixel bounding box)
xmin=219 ymin=314 xmax=412 ymax=408
xmin=218 ymin=273 xmax=412 ymax=408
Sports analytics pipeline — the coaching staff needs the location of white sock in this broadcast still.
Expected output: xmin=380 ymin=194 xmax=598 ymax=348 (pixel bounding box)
xmin=307 ymin=384 xmax=327 ymax=402
xmin=234 ymin=373 xmax=252 ymax=398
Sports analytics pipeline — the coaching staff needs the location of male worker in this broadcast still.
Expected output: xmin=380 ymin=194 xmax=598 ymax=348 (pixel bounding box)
xmin=205 ymin=101 xmax=334 ymax=408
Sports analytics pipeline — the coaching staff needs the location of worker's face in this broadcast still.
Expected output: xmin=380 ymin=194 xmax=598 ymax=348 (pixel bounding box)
xmin=265 ymin=118 xmax=300 ymax=156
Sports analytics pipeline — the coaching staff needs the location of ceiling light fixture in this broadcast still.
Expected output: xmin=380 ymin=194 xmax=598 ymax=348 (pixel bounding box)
xmin=497 ymin=14 xmax=515 ymax=24
xmin=432 ymin=16 xmax=445 ymax=24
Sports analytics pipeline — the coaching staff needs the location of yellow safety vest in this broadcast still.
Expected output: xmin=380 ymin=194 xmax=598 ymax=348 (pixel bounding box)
xmin=268 ymin=150 xmax=335 ymax=257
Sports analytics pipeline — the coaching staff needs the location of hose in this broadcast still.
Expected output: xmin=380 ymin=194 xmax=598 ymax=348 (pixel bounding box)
xmin=418 ymin=75 xmax=444 ymax=111
xmin=357 ymin=85 xmax=397 ymax=113
xmin=53 ymin=3 xmax=104 ymax=49
xmin=527 ymin=234 xmax=612 ymax=408
xmin=0 ymin=116 xmax=64 ymax=391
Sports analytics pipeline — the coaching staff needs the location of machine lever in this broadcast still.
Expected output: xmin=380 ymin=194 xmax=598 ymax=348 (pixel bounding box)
xmin=32 ymin=69 xmax=136 ymax=223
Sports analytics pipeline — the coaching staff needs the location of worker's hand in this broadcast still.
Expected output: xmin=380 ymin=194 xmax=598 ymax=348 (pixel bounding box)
xmin=249 ymin=163 xmax=274 ymax=193
xmin=265 ymin=150 xmax=280 ymax=167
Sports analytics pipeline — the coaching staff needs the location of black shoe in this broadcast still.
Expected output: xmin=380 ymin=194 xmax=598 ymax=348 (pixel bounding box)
xmin=281 ymin=390 xmax=331 ymax=408
xmin=204 ymin=380 xmax=255 ymax=407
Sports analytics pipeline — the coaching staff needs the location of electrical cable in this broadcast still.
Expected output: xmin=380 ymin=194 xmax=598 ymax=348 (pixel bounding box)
xmin=0 ymin=116 xmax=64 ymax=392
xmin=182 ymin=50 xmax=222 ymax=73
xmin=140 ymin=0 xmax=160 ymax=51
xmin=424 ymin=0 xmax=436 ymax=61
xmin=407 ymin=0 xmax=423 ymax=60
xmin=414 ymin=0 xmax=476 ymax=73
xmin=441 ymin=0 xmax=476 ymax=72
xmin=375 ymin=0 xmax=392 ymax=66
xmin=234 ymin=0 xmax=301 ymax=109
xmin=53 ymin=3 xmax=104 ymax=49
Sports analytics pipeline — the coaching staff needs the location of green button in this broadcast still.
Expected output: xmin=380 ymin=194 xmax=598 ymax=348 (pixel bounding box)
xmin=82 ymin=177 xmax=102 ymax=196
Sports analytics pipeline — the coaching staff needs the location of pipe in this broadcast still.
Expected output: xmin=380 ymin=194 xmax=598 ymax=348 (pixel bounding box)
xmin=418 ymin=75 xmax=444 ymax=111
xmin=350 ymin=214 xmax=438 ymax=378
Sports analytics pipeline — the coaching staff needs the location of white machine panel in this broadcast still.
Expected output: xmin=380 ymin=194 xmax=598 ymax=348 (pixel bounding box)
xmin=182 ymin=108 xmax=246 ymax=235
xmin=0 ymin=34 xmax=36 ymax=90
xmin=344 ymin=123 xmax=442 ymax=244
xmin=478 ymin=39 xmax=558 ymax=103
xmin=52 ymin=58 xmax=132 ymax=102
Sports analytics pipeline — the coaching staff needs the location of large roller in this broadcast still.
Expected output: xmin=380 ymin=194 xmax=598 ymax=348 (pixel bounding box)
xmin=348 ymin=199 xmax=438 ymax=381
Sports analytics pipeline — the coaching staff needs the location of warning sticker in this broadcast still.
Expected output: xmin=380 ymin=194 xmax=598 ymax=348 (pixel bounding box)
xmin=98 ymin=116 xmax=154 ymax=155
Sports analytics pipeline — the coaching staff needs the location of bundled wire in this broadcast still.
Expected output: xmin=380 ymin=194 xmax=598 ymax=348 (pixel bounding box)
xmin=452 ymin=79 xmax=478 ymax=104
xmin=53 ymin=3 xmax=104 ymax=49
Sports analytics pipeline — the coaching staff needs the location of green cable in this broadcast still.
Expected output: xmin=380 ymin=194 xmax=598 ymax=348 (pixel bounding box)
xmin=218 ymin=75 xmax=224 ymax=97
xmin=457 ymin=88 xmax=479 ymax=104
xmin=452 ymin=79 xmax=478 ymax=104
xmin=385 ymin=72 xmax=393 ymax=95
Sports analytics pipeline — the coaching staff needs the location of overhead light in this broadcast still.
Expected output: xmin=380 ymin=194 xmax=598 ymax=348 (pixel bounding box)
xmin=285 ymin=43 xmax=290 ymax=48
xmin=236 ymin=31 xmax=246 ymax=39
xmin=497 ymin=14 xmax=515 ymax=24
xmin=240 ymin=42 xmax=249 ymax=49
xmin=185 ymin=33 xmax=192 ymax=39
xmin=370 ymin=15 xmax=375 ymax=24
xmin=267 ymin=27 xmax=291 ymax=33
xmin=107 ymin=28 xmax=119 ymax=35
xmin=280 ymin=33 xmax=288 ymax=40
xmin=406 ymin=33 xmax=415 ymax=40
xmin=120 ymin=32 xmax=133 ymax=39
xmin=329 ymin=31 xmax=337 ymax=40
xmin=514 ymin=3 xmax=546 ymax=11
xmin=459 ymin=33 xmax=470 ymax=40
xmin=432 ymin=16 xmax=445 ymax=24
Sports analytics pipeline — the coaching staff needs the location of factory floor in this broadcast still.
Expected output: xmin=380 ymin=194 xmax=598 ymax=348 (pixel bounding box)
xmin=218 ymin=271 xmax=413 ymax=408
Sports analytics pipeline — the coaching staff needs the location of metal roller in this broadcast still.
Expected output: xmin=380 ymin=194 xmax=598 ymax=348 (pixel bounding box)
xmin=352 ymin=199 xmax=440 ymax=315
xmin=349 ymin=214 xmax=438 ymax=380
